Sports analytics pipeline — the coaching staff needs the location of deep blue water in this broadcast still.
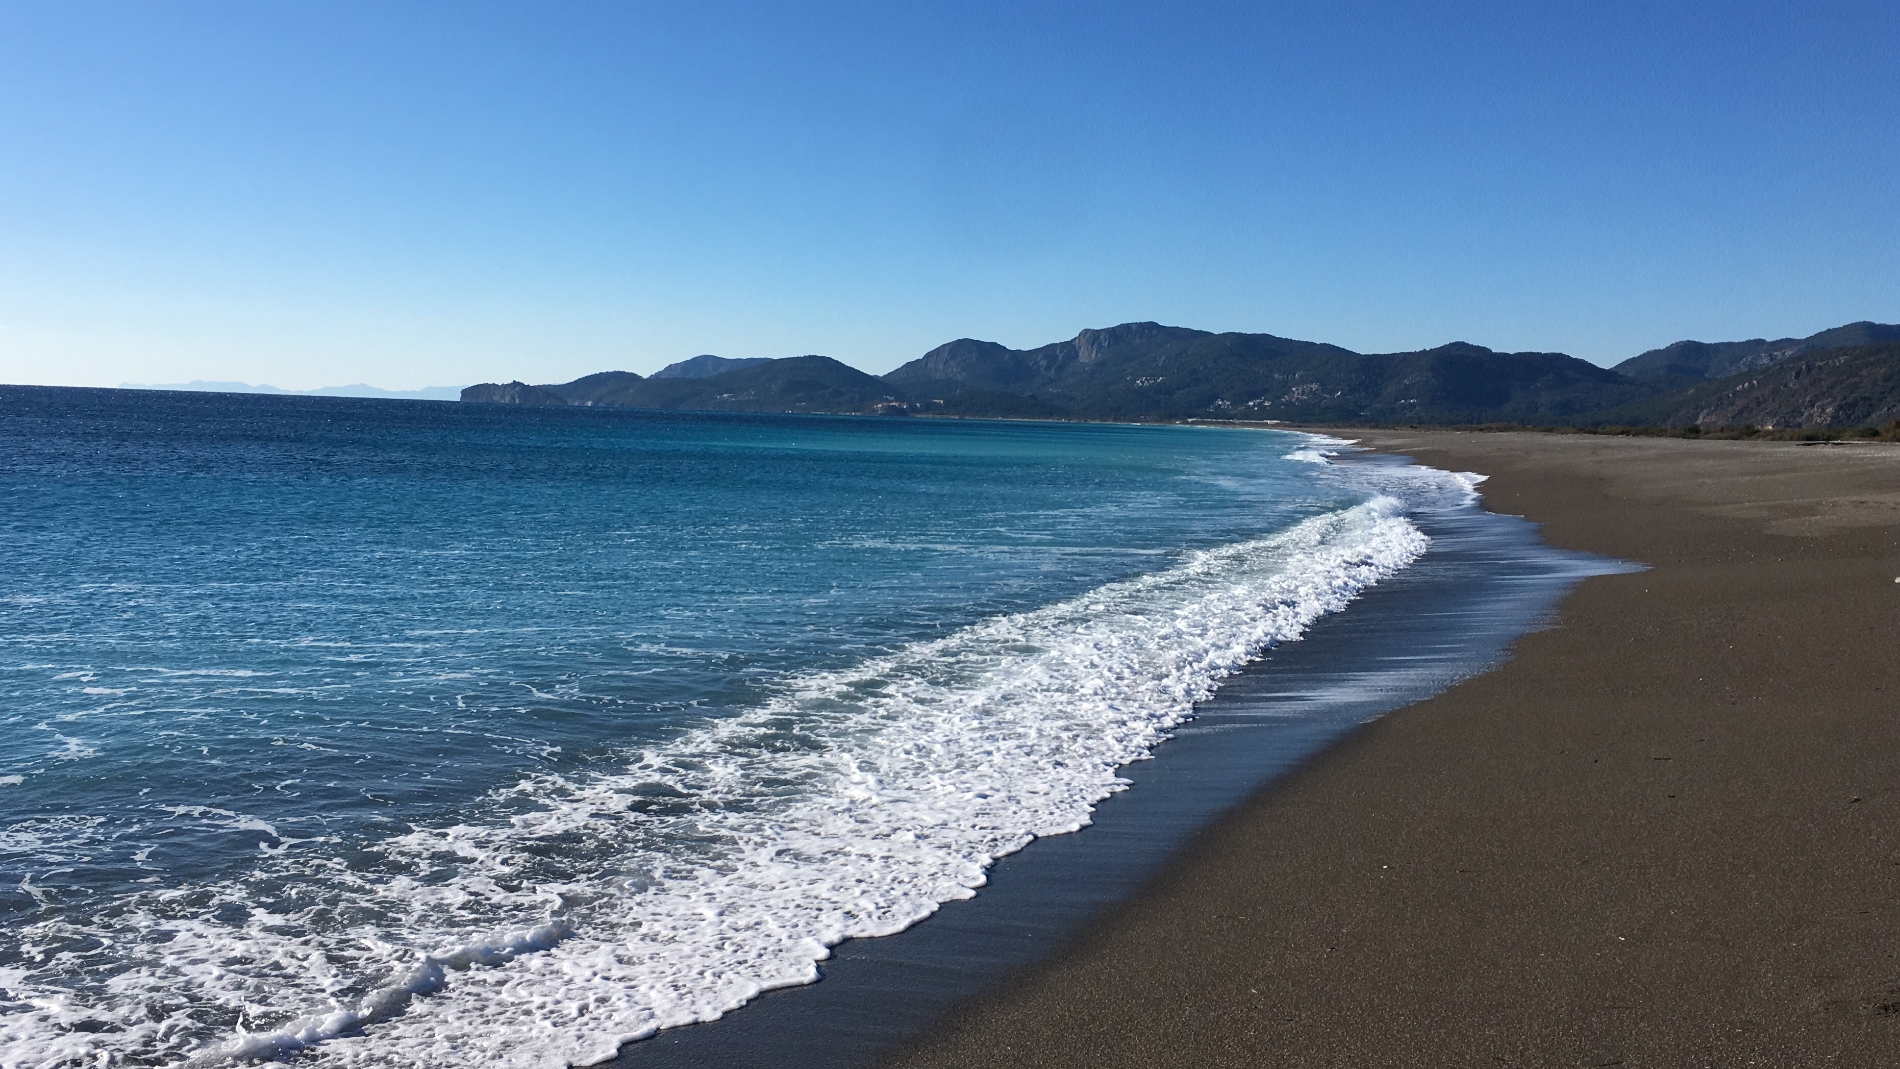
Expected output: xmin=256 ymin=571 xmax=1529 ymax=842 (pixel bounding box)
xmin=0 ymin=388 xmax=1438 ymax=1068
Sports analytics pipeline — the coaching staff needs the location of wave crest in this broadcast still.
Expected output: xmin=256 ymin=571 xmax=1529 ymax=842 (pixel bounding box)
xmin=5 ymin=489 xmax=1433 ymax=1069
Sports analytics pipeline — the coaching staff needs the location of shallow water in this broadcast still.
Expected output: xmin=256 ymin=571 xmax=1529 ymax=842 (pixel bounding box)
xmin=0 ymin=389 xmax=1466 ymax=1067
xmin=619 ymin=452 xmax=1630 ymax=1068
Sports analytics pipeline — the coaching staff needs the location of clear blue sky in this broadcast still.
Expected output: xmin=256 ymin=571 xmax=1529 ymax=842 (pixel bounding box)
xmin=2 ymin=1 xmax=1894 ymax=389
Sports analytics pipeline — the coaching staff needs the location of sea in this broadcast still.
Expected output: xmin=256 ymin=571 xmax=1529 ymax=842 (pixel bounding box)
xmin=0 ymin=388 xmax=1611 ymax=1068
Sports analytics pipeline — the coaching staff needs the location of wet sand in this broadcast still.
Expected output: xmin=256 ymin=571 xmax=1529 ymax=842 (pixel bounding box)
xmin=881 ymin=431 xmax=1900 ymax=1068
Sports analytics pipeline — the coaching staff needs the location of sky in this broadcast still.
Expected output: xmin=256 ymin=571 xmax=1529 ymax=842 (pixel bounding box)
xmin=1 ymin=1 xmax=1895 ymax=389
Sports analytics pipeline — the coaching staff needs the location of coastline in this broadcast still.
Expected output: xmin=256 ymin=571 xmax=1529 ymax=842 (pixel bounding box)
xmin=880 ymin=430 xmax=1900 ymax=1067
xmin=607 ymin=443 xmax=1621 ymax=1068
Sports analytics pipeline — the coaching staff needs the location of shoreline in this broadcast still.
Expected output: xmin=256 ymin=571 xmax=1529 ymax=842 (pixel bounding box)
xmin=880 ymin=430 xmax=1900 ymax=1067
xmin=606 ymin=443 xmax=1619 ymax=1068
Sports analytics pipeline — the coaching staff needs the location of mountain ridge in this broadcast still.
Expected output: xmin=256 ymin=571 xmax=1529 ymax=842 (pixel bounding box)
xmin=650 ymin=355 xmax=773 ymax=380
xmin=1611 ymin=322 xmax=1900 ymax=382
xmin=1600 ymin=343 xmax=1900 ymax=429
xmin=462 ymin=319 xmax=1900 ymax=430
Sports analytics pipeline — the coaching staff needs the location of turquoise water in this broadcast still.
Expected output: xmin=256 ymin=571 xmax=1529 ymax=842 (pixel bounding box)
xmin=0 ymin=389 xmax=1453 ymax=1067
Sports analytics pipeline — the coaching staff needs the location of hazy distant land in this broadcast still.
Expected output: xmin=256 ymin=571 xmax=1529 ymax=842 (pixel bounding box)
xmin=120 ymin=380 xmax=465 ymax=401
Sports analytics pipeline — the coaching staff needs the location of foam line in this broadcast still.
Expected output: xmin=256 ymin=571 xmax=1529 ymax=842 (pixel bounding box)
xmin=1 ymin=450 xmax=1467 ymax=1069
xmin=187 ymin=923 xmax=571 ymax=1067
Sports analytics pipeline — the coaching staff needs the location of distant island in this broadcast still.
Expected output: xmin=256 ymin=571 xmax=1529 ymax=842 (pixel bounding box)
xmin=124 ymin=380 xmax=465 ymax=401
xmin=463 ymin=321 xmax=1900 ymax=433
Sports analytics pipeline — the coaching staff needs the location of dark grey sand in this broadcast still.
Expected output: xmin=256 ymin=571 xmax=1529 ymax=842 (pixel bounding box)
xmin=613 ymin=453 xmax=1619 ymax=1069
xmin=881 ymin=431 xmax=1900 ymax=1068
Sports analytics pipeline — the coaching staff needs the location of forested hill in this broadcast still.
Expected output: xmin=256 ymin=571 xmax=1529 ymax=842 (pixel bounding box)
xmin=1611 ymin=322 xmax=1900 ymax=383
xmin=1599 ymin=343 xmax=1900 ymax=430
xmin=463 ymin=319 xmax=1900 ymax=430
xmin=882 ymin=324 xmax=1639 ymax=423
xmin=463 ymin=357 xmax=904 ymax=414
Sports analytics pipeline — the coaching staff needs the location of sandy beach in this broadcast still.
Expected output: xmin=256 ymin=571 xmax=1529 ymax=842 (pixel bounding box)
xmin=881 ymin=430 xmax=1900 ymax=1068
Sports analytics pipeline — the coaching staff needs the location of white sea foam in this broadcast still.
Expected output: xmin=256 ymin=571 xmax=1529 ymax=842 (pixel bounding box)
xmin=1 ymin=456 xmax=1459 ymax=1069
xmin=1282 ymin=431 xmax=1355 ymax=464
xmin=1283 ymin=434 xmax=1486 ymax=507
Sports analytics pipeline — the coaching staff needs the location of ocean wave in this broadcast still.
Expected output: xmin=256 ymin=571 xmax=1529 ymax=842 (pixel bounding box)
xmin=2 ymin=475 xmax=1444 ymax=1069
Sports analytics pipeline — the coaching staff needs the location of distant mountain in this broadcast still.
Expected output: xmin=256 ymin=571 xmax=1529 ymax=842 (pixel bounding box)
xmin=1601 ymin=343 xmax=1900 ymax=429
xmin=461 ymin=381 xmax=568 ymax=405
xmin=463 ymin=323 xmax=1647 ymax=423
xmin=460 ymin=319 xmax=1900 ymax=430
xmin=623 ymin=356 xmax=902 ymax=412
xmin=121 ymin=380 xmax=464 ymax=401
xmin=121 ymin=379 xmax=294 ymax=394
xmin=303 ymin=384 xmax=466 ymax=401
xmin=462 ymin=356 xmax=904 ymax=414
xmin=650 ymin=355 xmax=773 ymax=380
xmin=884 ymin=323 xmax=1229 ymax=394
xmin=1612 ymin=322 xmax=1900 ymax=381
xmin=884 ymin=323 xmax=1642 ymax=424
xmin=541 ymin=371 xmax=645 ymax=405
